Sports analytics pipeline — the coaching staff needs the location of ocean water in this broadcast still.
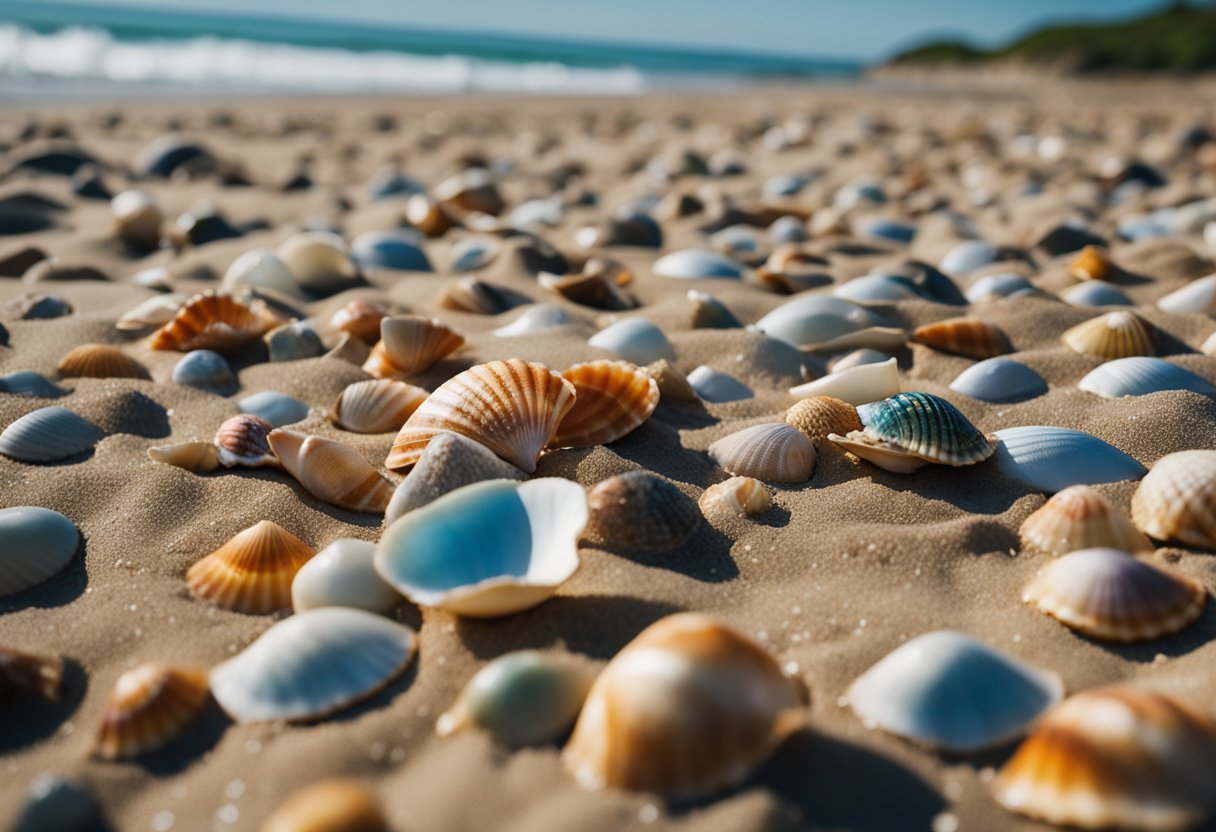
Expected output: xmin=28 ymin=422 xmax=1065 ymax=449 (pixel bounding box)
xmin=0 ymin=1 xmax=859 ymax=98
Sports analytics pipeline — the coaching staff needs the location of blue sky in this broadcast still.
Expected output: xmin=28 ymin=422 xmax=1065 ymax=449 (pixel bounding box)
xmin=55 ymin=0 xmax=1168 ymax=60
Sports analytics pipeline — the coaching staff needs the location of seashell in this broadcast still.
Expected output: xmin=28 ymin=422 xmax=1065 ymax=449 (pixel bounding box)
xmin=450 ymin=237 xmax=500 ymax=272
xmin=386 ymin=359 xmax=576 ymax=473
xmin=215 ymin=414 xmax=278 ymax=468
xmin=708 ymin=423 xmax=816 ymax=483
xmin=265 ymin=320 xmax=325 ymax=362
xmin=11 ymin=776 xmax=102 ymax=832
xmin=111 ymin=190 xmax=163 ymax=249
xmin=171 ymin=349 xmax=235 ymax=393
xmin=539 ymin=266 xmax=634 ymax=311
xmin=769 ymin=214 xmax=809 ymax=245
xmin=350 ymin=229 xmax=432 ymax=272
xmin=19 ymin=293 xmax=72 ymax=320
xmin=645 ymin=359 xmax=698 ymax=402
xmin=1062 ymin=311 xmax=1156 ymax=360
xmin=1157 ymin=273 xmax=1216 ymax=316
xmin=178 ymin=208 xmax=241 ymax=250
xmin=0 ymin=406 xmax=105 ymax=463
xmin=291 ymin=538 xmax=400 ymax=615
xmin=966 ymin=273 xmax=1037 ymax=303
xmin=267 ymin=430 xmax=392 ymax=513
xmin=330 ymin=379 xmax=427 ymax=434
xmin=1069 ymin=245 xmax=1115 ymax=281
xmin=276 ymin=231 xmax=361 ymax=296
xmin=831 ymin=392 xmax=995 ymax=473
xmin=582 ymin=472 xmax=700 ymax=553
xmin=911 ymin=318 xmax=1011 ymax=359
xmin=1060 ymin=281 xmax=1134 ymax=308
xmin=845 ymin=631 xmax=1063 ymax=753
xmin=435 ymin=168 xmax=504 ymax=216
xmin=785 ymin=396 xmax=862 ymax=442
xmin=1131 ymin=450 xmax=1216 ymax=549
xmin=0 ymin=371 xmax=67 ymax=398
xmin=437 ymin=651 xmax=593 ymax=746
xmin=210 ymin=606 xmax=417 ymax=723
xmin=116 ymin=293 xmax=185 ymax=331
xmin=260 ymin=779 xmax=389 ymax=832
xmin=375 ymin=478 xmax=586 ymax=617
xmin=329 ymin=300 xmax=389 ymax=344
xmin=832 ymin=274 xmax=922 ymax=303
xmin=239 ymin=391 xmax=309 ymax=427
xmin=653 ymin=248 xmax=743 ymax=279
xmin=186 ymin=520 xmax=315 ymax=613
xmin=588 ymin=318 xmax=676 ymax=365
xmin=993 ymin=426 xmax=1146 ymax=493
xmin=139 ymin=134 xmax=213 ymax=178
xmin=0 ymin=646 xmax=64 ymax=701
xmin=940 ymin=240 xmax=997 ymax=276
xmin=147 ymin=440 xmax=220 ymax=473
xmin=949 ymin=357 xmax=1048 ymax=403
xmin=493 ymin=304 xmax=572 ymax=337
xmin=789 ymin=357 xmax=901 ymax=405
xmin=756 ymin=295 xmax=904 ymax=352
xmin=994 ymin=687 xmax=1216 ymax=831
xmin=407 ymin=195 xmax=460 ymax=241
xmin=438 ymin=277 xmax=510 ymax=315
xmin=378 ymin=315 xmax=464 ymax=375
xmin=562 ymin=612 xmax=807 ymax=800
xmin=1023 ymin=548 xmax=1205 ymax=642
xmin=0 ymin=506 xmax=79 ymax=597
xmin=369 ymin=166 xmax=425 ymax=201
xmin=1079 ymin=357 xmax=1216 ymax=399
xmin=149 ymin=291 xmax=280 ymax=355
xmin=699 ymin=476 xmax=771 ymax=519
xmin=57 ymin=344 xmax=150 ymax=380
xmin=857 ymin=217 xmax=917 ymax=245
xmin=688 ymin=289 xmax=742 ymax=329
xmin=221 ymin=249 xmax=304 ymax=299
xmin=94 ymin=664 xmax=210 ymax=760
xmin=131 ymin=266 xmax=174 ymax=291
xmin=1020 ymin=485 xmax=1152 ymax=556
xmin=686 ymin=365 xmax=753 ymax=403
xmin=385 ymin=433 xmax=524 ymax=524
xmin=551 ymin=360 xmax=659 ymax=448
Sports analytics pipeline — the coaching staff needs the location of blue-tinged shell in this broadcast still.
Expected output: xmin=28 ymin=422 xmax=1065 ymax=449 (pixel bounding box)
xmin=950 ymin=358 xmax=1048 ymax=403
xmin=768 ymin=215 xmax=809 ymax=245
xmin=239 ymin=391 xmax=309 ymax=427
xmin=0 ymin=371 xmax=68 ymax=398
xmin=368 ymin=169 xmax=425 ymax=201
xmin=0 ymin=406 xmax=105 ymax=463
xmin=450 ymin=238 xmax=500 ymax=272
xmin=992 ymin=426 xmax=1146 ymax=493
xmin=708 ymin=226 xmax=760 ymax=257
xmin=762 ymin=173 xmax=813 ymax=198
xmin=508 ymin=196 xmax=564 ymax=229
xmin=854 ymin=392 xmax=995 ymax=466
xmin=265 ymin=321 xmax=325 ymax=362
xmin=653 ymin=249 xmax=743 ymax=280
xmin=1078 ymin=357 xmax=1216 ymax=399
xmin=833 ymin=274 xmax=922 ymax=303
xmin=172 ymin=349 xmax=235 ymax=393
xmin=965 ymin=273 xmax=1036 ymax=303
xmin=0 ymin=506 xmax=80 ymax=596
xmin=755 ymin=295 xmax=901 ymax=351
xmin=940 ymin=240 xmax=997 ymax=277
xmin=686 ymin=366 xmax=753 ymax=403
xmin=857 ymin=217 xmax=917 ymax=245
xmin=588 ymin=318 xmax=675 ymax=365
xmin=351 ymin=230 xmax=432 ymax=272
xmin=1117 ymin=215 xmax=1170 ymax=242
xmin=1060 ymin=281 xmax=1133 ymax=308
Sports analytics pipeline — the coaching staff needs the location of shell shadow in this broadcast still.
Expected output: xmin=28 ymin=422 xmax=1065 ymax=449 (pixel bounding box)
xmin=1152 ymin=326 xmax=1199 ymax=357
xmin=137 ymin=704 xmax=231 ymax=775
xmin=861 ymin=461 xmax=1032 ymax=517
xmin=0 ymin=536 xmax=90 ymax=611
xmin=649 ymin=401 xmax=719 ymax=432
xmin=0 ymin=657 xmax=88 ymax=754
xmin=590 ymin=522 xmax=740 ymax=583
xmin=960 ymin=520 xmax=1020 ymax=557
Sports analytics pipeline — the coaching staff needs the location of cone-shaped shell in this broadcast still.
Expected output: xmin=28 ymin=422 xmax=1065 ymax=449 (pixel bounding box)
xmin=1 ymin=646 xmax=64 ymax=701
xmin=994 ymin=426 xmax=1146 ymax=493
xmin=149 ymin=291 xmax=280 ymax=355
xmin=291 ymin=539 xmax=400 ymax=615
xmin=1021 ymin=485 xmax=1152 ymax=556
xmin=267 ymin=430 xmax=392 ymax=513
xmin=1078 ymin=357 xmax=1216 ymax=399
xmin=1070 ymin=245 xmax=1115 ymax=281
xmin=699 ymin=477 xmax=771 ymax=519
xmin=330 ymin=379 xmax=428 ymax=434
xmin=582 ymin=472 xmax=700 ymax=553
xmin=260 ymin=780 xmax=389 ymax=832
xmin=995 ymin=687 xmax=1216 ymax=831
xmin=147 ymin=440 xmax=220 ymax=473
xmin=329 ymin=300 xmax=388 ymax=343
xmin=1131 ymin=450 xmax=1216 ymax=548
xmin=0 ymin=506 xmax=79 ymax=596
xmin=210 ymin=607 xmax=417 ymax=723
xmin=788 ymin=357 xmax=900 ymax=406
xmin=688 ymin=289 xmax=742 ymax=329
xmin=785 ymin=396 xmax=862 ymax=442
xmin=378 ymin=316 xmax=464 ymax=375
xmin=0 ymin=406 xmax=105 ymax=463
xmin=215 ymin=414 xmax=277 ymax=468
xmin=57 ymin=344 xmax=150 ymax=380
xmin=94 ymin=664 xmax=210 ymax=759
xmin=562 ymin=612 xmax=807 ymax=800
xmin=384 ymin=433 xmax=525 ymax=525
xmin=386 ymin=359 xmax=576 ymax=473
xmin=708 ymin=423 xmax=816 ymax=483
xmin=1062 ymin=311 xmax=1156 ymax=360
xmin=911 ymin=318 xmax=1011 ymax=360
xmin=550 ymin=361 xmax=658 ymax=448
xmin=832 ymin=392 xmax=995 ymax=472
xmin=186 ymin=520 xmax=315 ymax=613
xmin=1024 ymin=548 xmax=1205 ymax=642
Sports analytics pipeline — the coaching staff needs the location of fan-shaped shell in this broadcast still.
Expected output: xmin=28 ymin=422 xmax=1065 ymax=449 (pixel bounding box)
xmin=653 ymin=248 xmax=743 ymax=279
xmin=260 ymin=779 xmax=389 ymax=832
xmin=1078 ymin=357 xmax=1216 ymax=399
xmin=1070 ymin=245 xmax=1115 ymax=281
xmin=562 ymin=612 xmax=807 ymax=800
xmin=291 ymin=538 xmax=400 ymax=615
xmin=330 ymin=379 xmax=428 ymax=434
xmin=0 ymin=406 xmax=105 ymax=463
xmin=385 ymin=433 xmax=525 ymax=525
xmin=375 ymin=478 xmax=587 ymax=617
xmin=845 ymin=631 xmax=1063 ymax=753
xmin=329 ymin=300 xmax=388 ymax=343
xmin=686 ymin=365 xmax=753 ymax=403
xmin=993 ymin=427 xmax=1146 ymax=493
xmin=950 ymin=357 xmax=1048 ymax=403
xmin=550 ymin=360 xmax=658 ymax=448
xmin=147 ymin=440 xmax=220 ymax=473
xmin=267 ymin=430 xmax=392 ymax=513
xmin=94 ymin=664 xmax=210 ymax=759
xmin=1020 ymin=485 xmax=1151 ymax=556
xmin=210 ymin=606 xmax=417 ymax=723
xmin=699 ymin=477 xmax=771 ymax=519
xmin=1157 ymin=273 xmax=1216 ymax=316
xmin=186 ymin=520 xmax=315 ymax=613
xmin=994 ymin=687 xmax=1216 ymax=831
xmin=0 ymin=506 xmax=79 ymax=597
xmin=582 ymin=472 xmax=700 ymax=553
xmin=215 ymin=414 xmax=277 ymax=468
xmin=1062 ymin=311 xmax=1156 ymax=360
xmin=788 ymin=357 xmax=900 ymax=406
xmin=1131 ymin=450 xmax=1216 ymax=548
xmin=493 ymin=304 xmax=573 ymax=337
xmin=0 ymin=371 xmax=67 ymax=398
xmin=832 ymin=392 xmax=995 ymax=472
xmin=708 ymin=423 xmax=816 ymax=483
xmin=377 ymin=315 xmax=464 ymax=375
xmin=386 ymin=359 xmax=576 ymax=473
xmin=239 ymin=391 xmax=310 ymax=427
xmin=171 ymin=349 xmax=235 ymax=393
xmin=149 ymin=291 xmax=280 ymax=355
xmin=756 ymin=295 xmax=903 ymax=352
xmin=911 ymin=318 xmax=1011 ymax=359
xmin=276 ymin=231 xmax=360 ymax=296
xmin=57 ymin=344 xmax=150 ymax=380
xmin=1060 ymin=281 xmax=1134 ymax=308
xmin=588 ymin=318 xmax=676 ymax=366
xmin=785 ymin=396 xmax=862 ymax=442
xmin=221 ymin=249 xmax=303 ymax=299
xmin=1 ymin=646 xmax=63 ymax=702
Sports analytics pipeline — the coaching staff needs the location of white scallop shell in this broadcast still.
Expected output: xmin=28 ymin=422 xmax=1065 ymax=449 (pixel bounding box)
xmin=653 ymin=248 xmax=743 ymax=279
xmin=788 ymin=357 xmax=900 ymax=406
xmin=492 ymin=305 xmax=573 ymax=338
xmin=992 ymin=426 xmax=1146 ymax=493
xmin=0 ymin=406 xmax=106 ymax=463
xmin=950 ymin=358 xmax=1048 ymax=403
xmin=0 ymin=506 xmax=80 ymax=596
xmin=588 ymin=318 xmax=675 ymax=365
xmin=291 ymin=539 xmax=401 ymax=614
xmin=755 ymin=295 xmax=904 ymax=352
xmin=1131 ymin=450 xmax=1216 ymax=549
xmin=1078 ymin=357 xmax=1216 ymax=399
xmin=708 ymin=423 xmax=816 ymax=483
xmin=1157 ymin=273 xmax=1216 ymax=316
xmin=686 ymin=366 xmax=753 ymax=403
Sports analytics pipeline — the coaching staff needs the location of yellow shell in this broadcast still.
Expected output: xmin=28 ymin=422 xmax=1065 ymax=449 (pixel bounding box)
xmin=708 ymin=423 xmax=816 ymax=483
xmin=186 ymin=520 xmax=315 ymax=613
xmin=94 ymin=664 xmax=210 ymax=760
xmin=1070 ymin=245 xmax=1114 ymax=281
xmin=378 ymin=315 xmax=465 ymax=375
xmin=550 ymin=360 xmax=659 ymax=449
xmin=562 ymin=612 xmax=807 ymax=801
xmin=386 ymin=359 xmax=576 ymax=473
xmin=260 ymin=779 xmax=388 ymax=832
xmin=911 ymin=318 xmax=1012 ymax=360
xmin=149 ymin=291 xmax=281 ymax=355
xmin=784 ymin=396 xmax=862 ymax=442
xmin=328 ymin=300 xmax=387 ymax=343
xmin=1062 ymin=311 xmax=1155 ymax=360
xmin=0 ymin=646 xmax=63 ymax=701
xmin=266 ymin=430 xmax=392 ymax=513
xmin=57 ymin=344 xmax=150 ymax=380
xmin=699 ymin=477 xmax=771 ymax=519
xmin=1020 ymin=485 xmax=1152 ymax=556
xmin=1131 ymin=450 xmax=1216 ymax=549
xmin=330 ymin=379 xmax=428 ymax=434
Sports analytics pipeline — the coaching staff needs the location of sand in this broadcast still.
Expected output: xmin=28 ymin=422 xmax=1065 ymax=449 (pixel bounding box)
xmin=3 ymin=82 xmax=1216 ymax=831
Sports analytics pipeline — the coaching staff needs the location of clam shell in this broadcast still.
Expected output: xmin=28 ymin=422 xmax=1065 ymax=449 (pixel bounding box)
xmin=994 ymin=687 xmax=1216 ymax=831
xmin=653 ymin=248 xmax=743 ymax=279
xmin=1131 ymin=450 xmax=1216 ymax=548
xmin=911 ymin=318 xmax=1011 ymax=359
xmin=406 ymin=193 xmax=457 ymax=238
xmin=699 ymin=477 xmax=771 ymax=519
xmin=562 ymin=612 xmax=807 ymax=800
xmin=110 ymin=190 xmax=163 ymax=249
xmin=1078 ymin=357 xmax=1216 ymax=399
xmin=837 ymin=392 xmax=995 ymax=471
xmin=378 ymin=315 xmax=464 ymax=375
xmin=375 ymin=478 xmax=586 ymax=617
xmin=688 ymin=289 xmax=743 ymax=329
xmin=386 ymin=359 xmax=576 ymax=473
xmin=940 ymin=240 xmax=997 ymax=276
xmin=644 ymin=359 xmax=698 ymax=402
xmin=450 ymin=237 xmax=500 ymax=271
xmin=0 ymin=406 xmax=105 ymax=463
xmin=291 ymin=538 xmax=400 ymax=615
xmin=329 ymin=300 xmax=388 ymax=343
xmin=1020 ymin=485 xmax=1152 ymax=556
xmin=1060 ymin=281 xmax=1134 ymax=308
xmin=833 ymin=274 xmax=922 ymax=303
xmin=438 ymin=277 xmax=509 ymax=315
xmin=0 ymin=371 xmax=68 ymax=398
xmin=949 ymin=357 xmax=1048 ymax=403
xmin=1062 ymin=311 xmax=1156 ymax=359
xmin=788 ymin=357 xmax=901 ymax=406
xmin=1024 ymin=548 xmax=1205 ymax=642
xmin=94 ymin=664 xmax=210 ymax=760
xmin=993 ymin=426 xmax=1146 ymax=493
xmin=276 ymin=231 xmax=360 ymax=296
xmin=57 ymin=344 xmax=150 ymax=380
xmin=215 ymin=414 xmax=277 ymax=468
xmin=1157 ymin=273 xmax=1216 ymax=316
xmin=0 ymin=506 xmax=79 ymax=597
xmin=686 ymin=365 xmax=753 ymax=403
xmin=588 ymin=318 xmax=676 ymax=366
xmin=756 ymin=295 xmax=903 ymax=352
xmin=350 ymin=230 xmax=432 ymax=272
xmin=267 ymin=430 xmax=392 ymax=513
xmin=1069 ymin=244 xmax=1114 ymax=281
xmin=331 ymin=379 xmax=428 ymax=434
xmin=708 ymin=423 xmax=816 ymax=483
xmin=171 ymin=349 xmax=235 ymax=393
xmin=265 ymin=321 xmax=325 ymax=362
xmin=0 ymin=646 xmax=64 ymax=701
xmin=435 ymin=168 xmax=504 ymax=215
xmin=186 ymin=520 xmax=315 ymax=613
xmin=210 ymin=606 xmax=417 ymax=723
xmin=239 ymin=391 xmax=309 ymax=427
xmin=845 ymin=631 xmax=1063 ymax=754
xmin=147 ymin=440 xmax=220 ymax=473
xmin=966 ymin=273 xmax=1036 ymax=303
xmin=115 ymin=293 xmax=185 ymax=331
xmin=149 ymin=291 xmax=280 ymax=355
xmin=220 ymin=249 xmax=303 ymax=298
xmin=551 ymin=360 xmax=659 ymax=448
xmin=260 ymin=779 xmax=389 ymax=832
xmin=384 ymin=433 xmax=525 ymax=525
xmin=493 ymin=304 xmax=572 ymax=337
xmin=582 ymin=472 xmax=700 ymax=553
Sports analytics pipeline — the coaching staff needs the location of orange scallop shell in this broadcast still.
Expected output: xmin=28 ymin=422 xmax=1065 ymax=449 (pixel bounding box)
xmin=1020 ymin=485 xmax=1152 ymax=556
xmin=549 ymin=360 xmax=659 ymax=449
xmin=267 ymin=429 xmax=392 ymax=513
xmin=261 ymin=779 xmax=389 ymax=832
xmin=186 ymin=520 xmax=315 ymax=613
xmin=94 ymin=663 xmax=210 ymax=760
xmin=911 ymin=318 xmax=1012 ymax=360
xmin=149 ymin=291 xmax=281 ymax=355
xmin=360 ymin=340 xmax=402 ymax=380
xmin=378 ymin=315 xmax=465 ymax=375
xmin=57 ymin=344 xmax=151 ymax=380
xmin=0 ymin=646 xmax=63 ymax=702
xmin=329 ymin=300 xmax=388 ymax=343
xmin=1070 ymin=245 xmax=1114 ymax=282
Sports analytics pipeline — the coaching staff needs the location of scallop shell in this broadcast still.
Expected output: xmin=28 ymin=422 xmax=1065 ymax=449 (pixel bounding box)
xmin=1131 ymin=450 xmax=1216 ymax=548
xmin=0 ymin=506 xmax=79 ymax=597
xmin=210 ymin=606 xmax=417 ymax=723
xmin=653 ymin=248 xmax=743 ymax=279
xmin=111 ymin=190 xmax=163 ymax=249
xmin=588 ymin=318 xmax=676 ymax=366
xmin=911 ymin=318 xmax=1011 ymax=359
xmin=785 ymin=396 xmax=862 ymax=442
xmin=688 ymin=289 xmax=743 ymax=329
xmin=351 ymin=230 xmax=432 ymax=272
xmin=1020 ymin=485 xmax=1152 ymax=556
xmin=260 ymin=779 xmax=389 ymax=832
xmin=699 ymin=477 xmax=771 ymax=519
xmin=1023 ymin=548 xmax=1205 ymax=642
xmin=686 ymin=365 xmax=753 ymax=403
xmin=239 ymin=391 xmax=309 ymax=427
xmin=1060 ymin=281 xmax=1134 ymax=308
xmin=994 ymin=687 xmax=1216 ymax=831
xmin=215 ymin=414 xmax=278 ymax=468
xmin=708 ymin=423 xmax=816 ymax=483
xmin=0 ymin=371 xmax=68 ymax=398
xmin=550 ymin=360 xmax=659 ymax=448
xmin=330 ymin=379 xmax=427 ymax=435
xmin=831 ymin=392 xmax=995 ymax=473
xmin=291 ymin=538 xmax=400 ymax=615
xmin=265 ymin=320 xmax=325 ymax=362
xmin=329 ymin=300 xmax=388 ymax=343
xmin=756 ymin=295 xmax=904 ymax=352
xmin=1078 ymin=357 xmax=1216 ymax=399
xmin=57 ymin=344 xmax=150 ymax=380
xmin=1070 ymin=245 xmax=1115 ymax=281
xmin=1062 ymin=311 xmax=1156 ymax=360
xmin=993 ymin=426 xmax=1147 ymax=493
xmin=375 ymin=478 xmax=587 ymax=617
xmin=493 ymin=304 xmax=573 ymax=338
xmin=220 ymin=249 xmax=304 ymax=299
xmin=845 ymin=631 xmax=1063 ymax=754
xmin=1158 ymin=273 xmax=1216 ymax=316
xmin=186 ymin=520 xmax=315 ymax=613
xmin=386 ymin=359 xmax=576 ymax=473
xmin=267 ymin=430 xmax=392 ymax=513
xmin=562 ymin=612 xmax=807 ymax=800
xmin=149 ymin=291 xmax=280 ymax=355
xmin=949 ymin=357 xmax=1048 ymax=403
xmin=171 ymin=349 xmax=235 ymax=393
xmin=378 ymin=315 xmax=464 ymax=375
xmin=0 ymin=406 xmax=105 ymax=463
xmin=437 ymin=651 xmax=593 ymax=746
xmin=147 ymin=440 xmax=220 ymax=473
xmin=788 ymin=357 xmax=900 ymax=405
xmin=384 ymin=433 xmax=525 ymax=525
xmin=644 ymin=359 xmax=698 ymax=403
xmin=438 ymin=277 xmax=509 ymax=315
xmin=0 ymin=646 xmax=64 ymax=702
xmin=94 ymin=664 xmax=210 ymax=760
xmin=116 ymin=293 xmax=185 ymax=331
xmin=360 ymin=341 xmax=402 ymax=380
xmin=276 ymin=231 xmax=360 ymax=296
xmin=582 ymin=472 xmax=700 ymax=553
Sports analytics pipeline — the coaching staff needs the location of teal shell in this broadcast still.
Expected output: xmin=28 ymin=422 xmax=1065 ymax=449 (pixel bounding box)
xmin=856 ymin=392 xmax=994 ymax=465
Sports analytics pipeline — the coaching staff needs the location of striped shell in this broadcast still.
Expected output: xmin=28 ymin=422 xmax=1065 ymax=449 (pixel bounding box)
xmin=149 ymin=291 xmax=280 ymax=355
xmin=1062 ymin=311 xmax=1156 ymax=360
xmin=1078 ymin=357 xmax=1216 ymax=399
xmin=57 ymin=344 xmax=150 ymax=380
xmin=147 ymin=441 xmax=220 ymax=473
xmin=831 ymin=392 xmax=995 ymax=473
xmin=94 ymin=664 xmax=210 ymax=760
xmin=1023 ymin=548 xmax=1205 ymax=642
xmin=785 ymin=396 xmax=862 ymax=442
xmin=267 ymin=430 xmax=392 ymax=514
xmin=329 ymin=300 xmax=388 ymax=343
xmin=378 ymin=315 xmax=464 ymax=375
xmin=708 ymin=423 xmax=816 ymax=483
xmin=330 ymin=379 xmax=428 ymax=434
xmin=0 ymin=406 xmax=105 ymax=463
xmin=994 ymin=426 xmax=1147 ymax=493
xmin=214 ymin=414 xmax=277 ymax=468
xmin=0 ymin=506 xmax=80 ymax=597
xmin=699 ymin=477 xmax=771 ymax=519
xmin=1 ymin=646 xmax=64 ymax=702
xmin=1020 ymin=486 xmax=1152 ymax=556
xmin=911 ymin=318 xmax=1012 ymax=360
xmin=1070 ymin=245 xmax=1114 ymax=281
xmin=186 ymin=520 xmax=315 ymax=613
xmin=582 ymin=472 xmax=700 ymax=553
xmin=550 ymin=361 xmax=658 ymax=449
xmin=1131 ymin=450 xmax=1216 ymax=549
xmin=261 ymin=780 xmax=389 ymax=832
xmin=386 ymin=359 xmax=576 ymax=473
xmin=360 ymin=341 xmax=402 ymax=380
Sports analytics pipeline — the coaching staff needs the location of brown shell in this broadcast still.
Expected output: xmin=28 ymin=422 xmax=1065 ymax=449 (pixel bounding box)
xmin=260 ymin=779 xmax=389 ymax=832
xmin=149 ymin=291 xmax=280 ymax=355
xmin=550 ymin=360 xmax=659 ymax=449
xmin=644 ymin=359 xmax=697 ymax=402
xmin=1062 ymin=311 xmax=1156 ymax=360
xmin=94 ymin=664 xmax=210 ymax=760
xmin=582 ymin=472 xmax=700 ymax=553
xmin=1070 ymin=245 xmax=1114 ymax=281
xmin=378 ymin=315 xmax=464 ymax=375
xmin=329 ymin=300 xmax=388 ymax=343
xmin=406 ymin=194 xmax=458 ymax=238
xmin=911 ymin=318 xmax=1012 ymax=360
xmin=437 ymin=277 xmax=509 ymax=315
xmin=785 ymin=396 xmax=862 ymax=442
xmin=330 ymin=379 xmax=428 ymax=434
xmin=540 ymin=258 xmax=635 ymax=311
xmin=57 ymin=344 xmax=150 ymax=380
xmin=186 ymin=520 xmax=315 ymax=613
xmin=214 ymin=414 xmax=277 ymax=468
xmin=360 ymin=341 xmax=402 ymax=380
xmin=266 ymin=429 xmax=392 ymax=513
xmin=0 ymin=646 xmax=63 ymax=702
xmin=1020 ymin=485 xmax=1152 ymax=556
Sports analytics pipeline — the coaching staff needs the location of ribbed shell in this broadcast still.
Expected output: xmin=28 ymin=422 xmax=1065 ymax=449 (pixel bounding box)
xmin=214 ymin=414 xmax=277 ymax=467
xmin=267 ymin=430 xmax=392 ymax=514
xmin=438 ymin=277 xmax=508 ymax=315
xmin=378 ymin=315 xmax=464 ymax=375
xmin=261 ymin=779 xmax=389 ymax=832
xmin=329 ymin=300 xmax=388 ymax=343
xmin=360 ymin=341 xmax=401 ymax=380
xmin=1131 ymin=450 xmax=1216 ymax=549
xmin=330 ymin=379 xmax=428 ymax=434
xmin=911 ymin=318 xmax=1012 ymax=359
xmin=1078 ymin=357 xmax=1216 ymax=399
xmin=708 ymin=423 xmax=816 ymax=483
xmin=147 ymin=441 xmax=220 ymax=473
xmin=1070 ymin=245 xmax=1115 ymax=281
xmin=0 ymin=646 xmax=64 ymax=701
xmin=94 ymin=664 xmax=210 ymax=759
xmin=0 ymin=506 xmax=80 ymax=596
xmin=550 ymin=360 xmax=659 ymax=448
xmin=1062 ymin=311 xmax=1156 ymax=360
xmin=149 ymin=291 xmax=280 ymax=355
xmin=785 ymin=396 xmax=862 ymax=442
xmin=0 ymin=406 xmax=105 ymax=463
xmin=186 ymin=520 xmax=315 ymax=613
xmin=1023 ymin=548 xmax=1205 ymax=642
xmin=582 ymin=472 xmax=700 ymax=553
xmin=699 ymin=477 xmax=771 ymax=519
xmin=386 ymin=359 xmax=576 ymax=473
xmin=1020 ymin=486 xmax=1151 ymax=556
xmin=844 ymin=392 xmax=995 ymax=469
xmin=994 ymin=426 xmax=1147 ymax=494
xmin=57 ymin=344 xmax=150 ymax=380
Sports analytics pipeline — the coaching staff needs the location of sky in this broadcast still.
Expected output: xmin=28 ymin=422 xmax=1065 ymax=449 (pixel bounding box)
xmin=47 ymin=0 xmax=1169 ymax=61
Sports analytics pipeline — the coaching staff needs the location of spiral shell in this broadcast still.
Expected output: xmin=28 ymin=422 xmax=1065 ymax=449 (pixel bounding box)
xmin=186 ymin=520 xmax=316 ymax=613
xmin=1070 ymin=244 xmax=1114 ymax=281
xmin=1 ymin=646 xmax=64 ymax=702
xmin=911 ymin=318 xmax=1012 ymax=359
xmin=57 ymin=344 xmax=150 ymax=380
xmin=708 ymin=423 xmax=816 ymax=483
xmin=1020 ymin=485 xmax=1152 ymax=556
xmin=149 ymin=291 xmax=280 ymax=355
xmin=329 ymin=300 xmax=388 ymax=343
xmin=260 ymin=779 xmax=389 ymax=832
xmin=785 ymin=396 xmax=862 ymax=442
xmin=330 ymin=379 xmax=428 ymax=434
xmin=147 ymin=441 xmax=220 ymax=473
xmin=1131 ymin=450 xmax=1216 ymax=549
xmin=215 ymin=414 xmax=277 ymax=468
xmin=94 ymin=664 xmax=210 ymax=760
xmin=699 ymin=477 xmax=771 ymax=519
xmin=831 ymin=392 xmax=995 ymax=473
xmin=582 ymin=472 xmax=700 ymax=553
xmin=378 ymin=315 xmax=464 ymax=375
xmin=1062 ymin=311 xmax=1156 ymax=360
xmin=267 ymin=430 xmax=392 ymax=513
xmin=550 ymin=360 xmax=659 ymax=449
